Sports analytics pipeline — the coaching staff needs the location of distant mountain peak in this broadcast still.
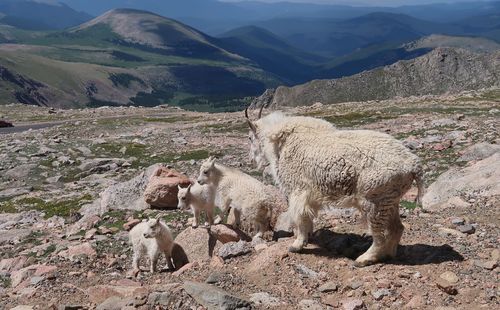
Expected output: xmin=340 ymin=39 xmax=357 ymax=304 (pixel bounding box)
xmin=73 ymin=8 xmax=240 ymax=60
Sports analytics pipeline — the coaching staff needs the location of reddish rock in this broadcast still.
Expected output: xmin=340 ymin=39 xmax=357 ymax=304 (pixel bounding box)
xmin=405 ymin=295 xmax=425 ymax=309
xmin=342 ymin=298 xmax=365 ymax=310
xmin=210 ymin=256 xmax=224 ymax=269
xmin=112 ymin=279 xmax=142 ymax=287
xmin=88 ymin=284 xmax=149 ymax=304
xmin=0 ymin=256 xmax=28 ymax=272
xmin=58 ymin=242 xmax=96 ymax=261
xmin=210 ymin=224 xmax=250 ymax=243
xmin=123 ymin=219 xmax=141 ymax=231
xmin=172 ymin=261 xmax=199 ymax=277
xmin=246 ymin=242 xmax=289 ymax=276
xmin=436 ymin=278 xmax=458 ymax=295
xmin=174 ymin=227 xmax=222 ymax=263
xmin=433 ymin=140 xmax=453 ymax=151
xmin=143 ymin=167 xmax=191 ymax=208
xmin=10 ymin=264 xmax=57 ymax=288
xmin=84 ymin=228 xmax=97 ymax=240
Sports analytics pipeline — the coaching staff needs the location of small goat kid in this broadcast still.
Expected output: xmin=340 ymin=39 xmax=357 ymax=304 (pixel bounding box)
xmin=177 ymin=182 xmax=216 ymax=227
xmin=129 ymin=217 xmax=174 ymax=275
xmin=197 ymin=157 xmax=274 ymax=238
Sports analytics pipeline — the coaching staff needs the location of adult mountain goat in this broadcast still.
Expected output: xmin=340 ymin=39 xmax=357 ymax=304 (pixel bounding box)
xmin=246 ymin=110 xmax=424 ymax=266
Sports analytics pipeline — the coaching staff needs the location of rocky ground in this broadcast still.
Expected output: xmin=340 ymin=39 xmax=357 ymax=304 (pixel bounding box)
xmin=0 ymin=90 xmax=499 ymax=310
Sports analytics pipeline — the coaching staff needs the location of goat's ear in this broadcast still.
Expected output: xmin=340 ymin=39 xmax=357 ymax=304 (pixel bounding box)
xmin=177 ymin=185 xmax=182 ymax=191
xmin=270 ymin=129 xmax=289 ymax=143
xmin=209 ymin=156 xmax=216 ymax=166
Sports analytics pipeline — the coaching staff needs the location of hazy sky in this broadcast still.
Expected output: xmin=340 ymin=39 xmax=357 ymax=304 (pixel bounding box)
xmin=221 ymin=0 xmax=491 ymax=6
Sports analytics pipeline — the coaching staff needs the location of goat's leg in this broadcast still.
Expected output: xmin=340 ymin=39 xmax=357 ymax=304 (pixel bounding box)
xmin=206 ymin=205 xmax=215 ymax=227
xmin=192 ymin=207 xmax=200 ymax=228
xmin=149 ymin=250 xmax=160 ymax=273
xmin=165 ymin=251 xmax=175 ymax=271
xmin=288 ymin=190 xmax=313 ymax=253
xmin=355 ymin=201 xmax=397 ymax=267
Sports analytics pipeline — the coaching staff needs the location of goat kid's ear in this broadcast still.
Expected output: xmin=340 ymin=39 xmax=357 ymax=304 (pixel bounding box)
xmin=154 ymin=214 xmax=162 ymax=222
xmin=208 ymin=156 xmax=216 ymax=166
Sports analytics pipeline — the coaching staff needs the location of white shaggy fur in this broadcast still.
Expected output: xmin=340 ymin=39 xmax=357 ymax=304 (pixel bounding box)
xmin=129 ymin=218 xmax=174 ymax=274
xmin=248 ymin=112 xmax=424 ymax=266
xmin=197 ymin=157 xmax=275 ymax=238
xmin=177 ymin=182 xmax=217 ymax=227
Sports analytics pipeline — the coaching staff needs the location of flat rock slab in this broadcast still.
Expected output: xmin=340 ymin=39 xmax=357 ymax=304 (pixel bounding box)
xmin=423 ymin=152 xmax=500 ymax=210
xmin=183 ymin=281 xmax=251 ymax=310
xmin=88 ymin=284 xmax=149 ymax=304
xmin=0 ymin=229 xmax=32 ymax=246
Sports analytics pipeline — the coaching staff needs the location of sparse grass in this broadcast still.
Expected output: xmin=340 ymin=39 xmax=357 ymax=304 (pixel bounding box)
xmin=0 ymin=200 xmax=18 ymax=213
xmin=143 ymin=116 xmax=200 ymax=123
xmin=401 ymin=200 xmax=419 ymax=210
xmin=98 ymin=210 xmax=127 ymax=231
xmin=0 ymin=274 xmax=11 ymax=288
xmin=12 ymin=195 xmax=93 ymax=219
xmin=41 ymin=244 xmax=57 ymax=258
xmin=20 ymin=231 xmax=46 ymax=247
xmin=202 ymin=121 xmax=249 ymax=133
xmin=322 ymin=112 xmax=395 ymax=127
xmin=97 ymin=142 xmax=147 ymax=158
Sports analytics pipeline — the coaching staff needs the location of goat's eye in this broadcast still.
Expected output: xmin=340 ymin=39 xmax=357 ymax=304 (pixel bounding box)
xmin=182 ymin=197 xmax=186 ymax=200
xmin=204 ymin=171 xmax=208 ymax=175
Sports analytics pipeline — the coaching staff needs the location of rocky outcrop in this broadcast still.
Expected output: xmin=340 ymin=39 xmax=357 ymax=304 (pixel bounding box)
xmin=143 ymin=166 xmax=191 ymax=208
xmin=423 ymin=152 xmax=500 ymax=210
xmin=98 ymin=164 xmax=162 ymax=213
xmin=253 ymin=48 xmax=500 ymax=107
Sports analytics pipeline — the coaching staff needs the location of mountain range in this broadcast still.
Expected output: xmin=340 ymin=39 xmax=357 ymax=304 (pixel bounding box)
xmin=252 ymin=47 xmax=500 ymax=108
xmin=0 ymin=0 xmax=498 ymax=110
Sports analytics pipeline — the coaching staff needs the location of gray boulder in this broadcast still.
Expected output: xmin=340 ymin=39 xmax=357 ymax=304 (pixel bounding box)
xmin=183 ymin=281 xmax=251 ymax=310
xmin=423 ymin=153 xmax=500 ymax=210
xmin=458 ymin=142 xmax=500 ymax=162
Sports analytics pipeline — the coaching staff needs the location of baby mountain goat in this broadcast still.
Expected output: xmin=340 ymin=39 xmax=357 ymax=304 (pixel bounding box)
xmin=197 ymin=157 xmax=276 ymax=238
xmin=246 ymin=110 xmax=424 ymax=266
xmin=129 ymin=217 xmax=174 ymax=275
xmin=177 ymin=182 xmax=217 ymax=227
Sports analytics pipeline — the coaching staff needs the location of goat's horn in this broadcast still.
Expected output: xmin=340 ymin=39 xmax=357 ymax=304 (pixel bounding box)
xmin=258 ymin=104 xmax=265 ymax=119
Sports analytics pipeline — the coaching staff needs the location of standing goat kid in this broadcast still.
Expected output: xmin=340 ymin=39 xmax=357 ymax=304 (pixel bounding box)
xmin=177 ymin=182 xmax=217 ymax=227
xmin=129 ymin=217 xmax=174 ymax=275
xmin=197 ymin=157 xmax=275 ymax=238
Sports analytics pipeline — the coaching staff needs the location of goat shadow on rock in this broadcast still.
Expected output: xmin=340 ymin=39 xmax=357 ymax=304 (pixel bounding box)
xmin=305 ymin=229 xmax=464 ymax=266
